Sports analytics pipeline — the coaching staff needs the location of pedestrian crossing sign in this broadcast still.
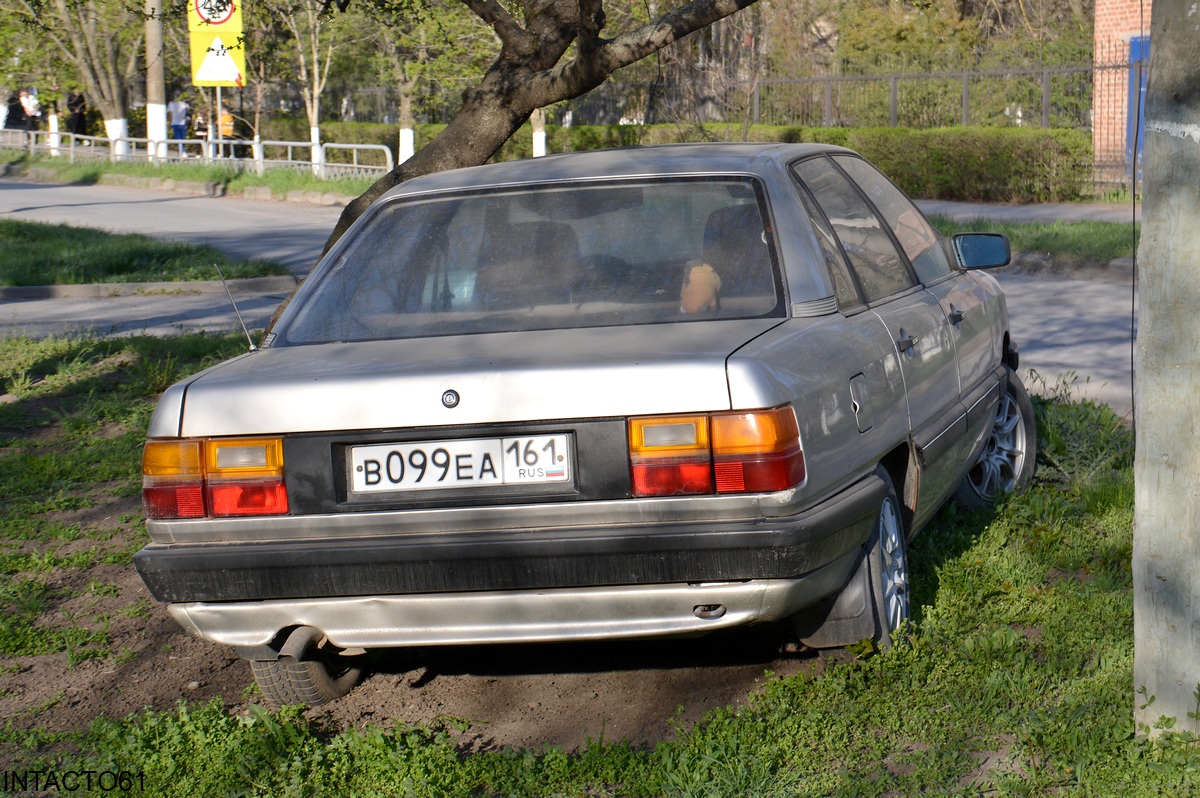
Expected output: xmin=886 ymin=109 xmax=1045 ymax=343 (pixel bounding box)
xmin=188 ymin=1 xmax=245 ymax=87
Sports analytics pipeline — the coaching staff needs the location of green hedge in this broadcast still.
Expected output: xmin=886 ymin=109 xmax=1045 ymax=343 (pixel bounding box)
xmin=784 ymin=127 xmax=1093 ymax=203
xmin=258 ymin=117 xmax=1091 ymax=203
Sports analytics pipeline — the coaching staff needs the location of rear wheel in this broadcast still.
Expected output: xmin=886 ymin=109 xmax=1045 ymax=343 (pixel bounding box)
xmin=869 ymin=470 xmax=910 ymax=648
xmin=955 ymin=367 xmax=1037 ymax=509
xmin=794 ymin=467 xmax=909 ymax=649
xmin=250 ymin=628 xmax=362 ymax=708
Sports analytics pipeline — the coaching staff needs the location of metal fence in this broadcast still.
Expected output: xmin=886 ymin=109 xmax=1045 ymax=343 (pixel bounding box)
xmin=0 ymin=128 xmax=392 ymax=179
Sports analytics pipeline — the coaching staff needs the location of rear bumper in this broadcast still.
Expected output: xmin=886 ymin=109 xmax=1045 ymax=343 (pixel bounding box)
xmin=136 ymin=473 xmax=885 ymax=604
xmin=137 ymin=473 xmax=886 ymax=649
xmin=170 ymin=560 xmax=860 ymax=650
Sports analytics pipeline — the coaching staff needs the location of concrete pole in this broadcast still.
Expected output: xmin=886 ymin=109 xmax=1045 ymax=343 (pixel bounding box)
xmin=532 ymin=108 xmax=546 ymax=157
xmin=398 ymin=93 xmax=415 ymax=164
xmin=1133 ymin=0 xmax=1200 ymax=735
xmin=145 ymin=0 xmax=168 ymax=160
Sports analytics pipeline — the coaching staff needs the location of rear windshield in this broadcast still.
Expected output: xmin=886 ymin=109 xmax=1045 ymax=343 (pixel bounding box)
xmin=273 ymin=177 xmax=785 ymax=345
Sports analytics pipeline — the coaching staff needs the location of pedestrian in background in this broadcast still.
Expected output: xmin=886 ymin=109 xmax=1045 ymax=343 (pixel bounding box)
xmin=167 ymin=95 xmax=190 ymax=154
xmin=218 ymin=104 xmax=234 ymax=157
xmin=20 ymin=89 xmax=41 ymax=132
xmin=67 ymin=88 xmax=88 ymax=136
xmin=5 ymin=91 xmax=27 ymax=131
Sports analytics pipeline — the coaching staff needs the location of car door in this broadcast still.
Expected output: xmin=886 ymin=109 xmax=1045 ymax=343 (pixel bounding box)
xmin=791 ymin=155 xmax=965 ymax=525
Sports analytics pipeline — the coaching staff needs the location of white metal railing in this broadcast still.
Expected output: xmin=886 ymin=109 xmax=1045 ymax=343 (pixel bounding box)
xmin=322 ymin=142 xmax=393 ymax=177
xmin=0 ymin=129 xmax=393 ymax=179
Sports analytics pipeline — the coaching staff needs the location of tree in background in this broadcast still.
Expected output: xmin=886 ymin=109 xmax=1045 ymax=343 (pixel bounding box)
xmin=363 ymin=0 xmax=495 ymax=124
xmin=269 ymin=0 xmax=365 ymax=149
xmin=10 ymin=0 xmax=144 ymax=149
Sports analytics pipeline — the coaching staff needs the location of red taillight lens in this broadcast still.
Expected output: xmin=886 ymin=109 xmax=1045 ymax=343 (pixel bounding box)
xmin=143 ymin=437 xmax=288 ymax=520
xmin=208 ymin=482 xmax=289 ymax=517
xmin=630 ymin=459 xmax=714 ymax=497
xmin=143 ymin=483 xmax=206 ymax=519
xmin=628 ymin=407 xmax=804 ymax=497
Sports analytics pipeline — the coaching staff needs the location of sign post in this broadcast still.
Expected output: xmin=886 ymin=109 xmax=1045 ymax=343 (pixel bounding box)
xmin=188 ymin=0 xmax=245 ymax=158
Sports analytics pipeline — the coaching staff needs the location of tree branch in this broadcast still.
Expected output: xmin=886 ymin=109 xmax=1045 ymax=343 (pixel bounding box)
xmin=457 ymin=0 xmax=534 ymax=53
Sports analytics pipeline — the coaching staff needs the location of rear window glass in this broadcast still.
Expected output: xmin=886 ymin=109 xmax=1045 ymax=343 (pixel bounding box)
xmin=272 ymin=178 xmax=785 ymax=345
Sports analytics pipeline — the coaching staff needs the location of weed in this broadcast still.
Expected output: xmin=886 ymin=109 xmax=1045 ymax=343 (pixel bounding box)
xmin=86 ymin=580 xmax=120 ymax=598
xmin=134 ymin=353 xmax=181 ymax=394
xmin=118 ymin=599 xmax=150 ymax=619
xmin=61 ymin=612 xmax=109 ymax=669
xmin=4 ymin=370 xmax=35 ymax=396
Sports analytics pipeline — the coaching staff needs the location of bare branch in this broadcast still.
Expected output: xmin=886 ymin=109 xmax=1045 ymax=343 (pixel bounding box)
xmin=598 ymin=0 xmax=758 ymax=73
xmin=456 ymin=0 xmax=533 ymax=52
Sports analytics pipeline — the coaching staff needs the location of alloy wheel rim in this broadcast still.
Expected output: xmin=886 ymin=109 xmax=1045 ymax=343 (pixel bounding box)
xmin=879 ymin=497 xmax=910 ymax=632
xmin=968 ymin=392 xmax=1027 ymax=501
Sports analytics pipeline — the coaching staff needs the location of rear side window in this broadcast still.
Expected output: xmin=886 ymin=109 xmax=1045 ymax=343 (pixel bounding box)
xmin=274 ymin=178 xmax=785 ymax=345
xmin=834 ymin=156 xmax=952 ymax=283
xmin=791 ymin=157 xmax=915 ymax=304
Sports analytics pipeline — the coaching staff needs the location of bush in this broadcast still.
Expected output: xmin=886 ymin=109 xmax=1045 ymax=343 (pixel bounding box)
xmin=781 ymin=126 xmax=1091 ymax=202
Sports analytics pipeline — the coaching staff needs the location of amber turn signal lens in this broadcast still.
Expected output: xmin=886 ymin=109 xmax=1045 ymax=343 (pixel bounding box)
xmin=143 ymin=440 xmax=203 ymax=478
xmin=711 ymin=407 xmax=800 ymax=455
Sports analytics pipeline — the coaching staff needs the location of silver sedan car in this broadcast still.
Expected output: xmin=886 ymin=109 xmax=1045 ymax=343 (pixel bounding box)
xmin=135 ymin=143 xmax=1036 ymax=707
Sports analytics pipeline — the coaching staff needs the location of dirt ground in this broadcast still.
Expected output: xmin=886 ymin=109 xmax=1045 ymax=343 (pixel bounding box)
xmin=0 ymin=485 xmax=834 ymax=758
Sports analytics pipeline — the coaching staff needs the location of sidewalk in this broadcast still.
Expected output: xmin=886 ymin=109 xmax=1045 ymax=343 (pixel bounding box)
xmin=917 ymin=199 xmax=1141 ymax=224
xmin=1 ymin=278 xmax=297 ymax=340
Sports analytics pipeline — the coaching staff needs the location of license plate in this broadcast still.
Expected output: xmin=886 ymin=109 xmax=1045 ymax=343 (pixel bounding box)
xmin=350 ymin=434 xmax=572 ymax=493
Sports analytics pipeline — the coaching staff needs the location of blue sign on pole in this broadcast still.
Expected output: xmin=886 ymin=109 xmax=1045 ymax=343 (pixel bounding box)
xmin=1127 ymin=36 xmax=1150 ymax=175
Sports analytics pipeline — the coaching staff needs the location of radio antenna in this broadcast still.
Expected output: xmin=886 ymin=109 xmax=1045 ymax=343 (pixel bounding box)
xmin=214 ymin=262 xmax=257 ymax=351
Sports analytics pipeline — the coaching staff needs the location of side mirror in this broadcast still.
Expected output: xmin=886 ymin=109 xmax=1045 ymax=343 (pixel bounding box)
xmin=952 ymin=233 xmax=1011 ymax=270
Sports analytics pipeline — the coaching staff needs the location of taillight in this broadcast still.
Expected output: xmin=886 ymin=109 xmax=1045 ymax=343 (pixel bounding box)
xmin=205 ymin=438 xmax=288 ymax=517
xmin=143 ymin=437 xmax=288 ymax=520
xmin=711 ymin=408 xmax=806 ymax=493
xmin=629 ymin=415 xmax=713 ymax=496
xmin=629 ymin=406 xmax=805 ymax=498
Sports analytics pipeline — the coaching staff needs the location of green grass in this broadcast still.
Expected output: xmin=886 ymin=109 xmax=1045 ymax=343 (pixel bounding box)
xmin=8 ymin=152 xmax=377 ymax=200
xmin=0 ymin=218 xmax=290 ymax=287
xmin=0 ymin=333 xmax=248 ymax=670
xmin=0 ymin=330 xmax=1197 ymax=793
xmin=929 ymin=216 xmax=1139 ymax=267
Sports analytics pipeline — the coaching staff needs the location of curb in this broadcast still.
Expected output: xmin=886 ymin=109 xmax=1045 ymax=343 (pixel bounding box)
xmin=0 ymin=275 xmax=299 ymax=301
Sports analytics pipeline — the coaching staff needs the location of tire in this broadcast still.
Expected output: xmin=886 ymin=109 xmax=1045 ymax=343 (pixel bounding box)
xmin=868 ymin=469 xmax=910 ymax=649
xmin=794 ymin=467 xmax=909 ymax=649
xmin=250 ymin=628 xmax=362 ymax=708
xmin=955 ymin=367 xmax=1037 ymax=510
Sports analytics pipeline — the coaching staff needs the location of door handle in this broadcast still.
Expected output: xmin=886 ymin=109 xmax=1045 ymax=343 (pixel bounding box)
xmin=947 ymin=304 xmax=965 ymax=325
xmin=897 ymin=333 xmax=918 ymax=352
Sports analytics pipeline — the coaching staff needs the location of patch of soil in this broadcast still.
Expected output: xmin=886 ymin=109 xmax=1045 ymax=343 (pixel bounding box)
xmin=1 ymin=572 xmax=826 ymax=759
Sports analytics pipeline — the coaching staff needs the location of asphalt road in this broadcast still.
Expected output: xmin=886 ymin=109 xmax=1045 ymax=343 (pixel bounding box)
xmin=0 ymin=179 xmax=1137 ymax=417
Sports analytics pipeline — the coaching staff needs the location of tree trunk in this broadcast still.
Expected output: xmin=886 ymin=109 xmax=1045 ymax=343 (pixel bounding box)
xmin=1133 ymin=0 xmax=1200 ymax=735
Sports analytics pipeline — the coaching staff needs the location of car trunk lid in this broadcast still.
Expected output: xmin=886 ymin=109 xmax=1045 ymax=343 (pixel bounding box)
xmin=174 ymin=320 xmax=784 ymax=437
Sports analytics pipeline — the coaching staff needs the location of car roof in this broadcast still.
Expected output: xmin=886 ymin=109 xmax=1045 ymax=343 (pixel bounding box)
xmin=380 ymin=142 xmax=853 ymax=198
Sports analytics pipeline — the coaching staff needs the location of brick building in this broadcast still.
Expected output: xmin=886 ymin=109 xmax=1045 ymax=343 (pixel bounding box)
xmin=1092 ymin=0 xmax=1151 ymax=185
